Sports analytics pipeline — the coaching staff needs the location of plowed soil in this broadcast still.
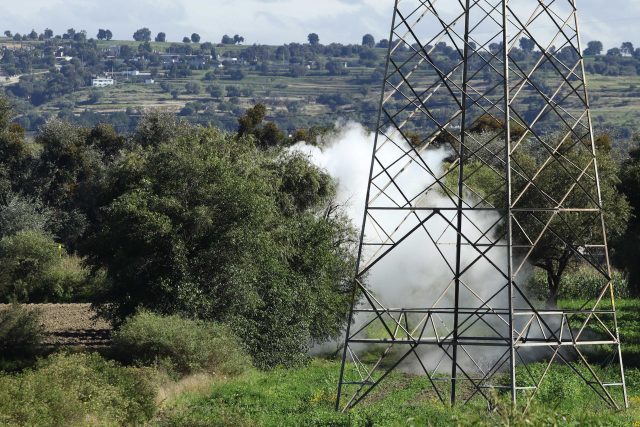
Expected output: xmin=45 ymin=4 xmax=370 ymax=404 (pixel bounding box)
xmin=0 ymin=304 xmax=112 ymax=348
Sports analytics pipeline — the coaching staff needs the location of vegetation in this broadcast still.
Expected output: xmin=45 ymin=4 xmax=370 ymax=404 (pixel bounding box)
xmin=0 ymin=25 xmax=639 ymax=425
xmin=3 ymin=30 xmax=640 ymax=144
xmin=0 ymin=305 xmax=44 ymax=366
xmin=0 ymin=353 xmax=156 ymax=426
xmin=112 ymin=311 xmax=251 ymax=376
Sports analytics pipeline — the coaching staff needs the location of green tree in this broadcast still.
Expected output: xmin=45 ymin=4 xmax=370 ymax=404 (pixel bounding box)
xmin=614 ymin=145 xmax=640 ymax=296
xmin=583 ymin=40 xmax=603 ymax=56
xmin=191 ymin=33 xmax=200 ymax=43
xmin=519 ymin=37 xmax=535 ymax=52
xmin=30 ymin=120 xmax=110 ymax=249
xmin=206 ymin=84 xmax=223 ymax=99
xmin=155 ymin=32 xmax=166 ymax=42
xmin=0 ymin=97 xmax=32 ymax=198
xmin=621 ymin=42 xmax=635 ymax=56
xmin=133 ymin=28 xmax=151 ymax=42
xmin=237 ymin=104 xmax=285 ymax=148
xmin=453 ymin=127 xmax=629 ymax=307
xmin=182 ymin=36 xmax=191 ymax=44
xmin=308 ymin=33 xmax=320 ymax=46
xmin=0 ymin=230 xmax=80 ymax=303
xmin=184 ymin=81 xmax=201 ymax=94
xmin=85 ymin=125 xmax=356 ymax=367
xmin=362 ymin=34 xmax=375 ymax=48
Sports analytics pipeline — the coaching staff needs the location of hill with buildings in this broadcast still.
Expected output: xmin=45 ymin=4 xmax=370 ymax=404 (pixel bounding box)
xmin=2 ymin=29 xmax=640 ymax=154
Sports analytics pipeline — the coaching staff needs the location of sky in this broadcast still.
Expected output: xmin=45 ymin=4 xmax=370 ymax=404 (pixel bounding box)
xmin=0 ymin=0 xmax=638 ymax=48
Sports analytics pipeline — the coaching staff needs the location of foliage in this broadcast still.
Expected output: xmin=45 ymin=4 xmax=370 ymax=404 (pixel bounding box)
xmin=86 ymin=124 xmax=357 ymax=368
xmin=133 ymin=27 xmax=152 ymax=42
xmin=237 ymin=103 xmax=285 ymax=148
xmin=0 ymin=230 xmax=95 ymax=303
xmin=157 ymin=358 xmax=640 ymax=427
xmin=112 ymin=311 xmax=251 ymax=376
xmin=0 ymin=305 xmax=44 ymax=363
xmin=447 ymin=129 xmax=631 ymax=307
xmin=528 ymin=266 xmax=630 ymax=301
xmin=614 ymin=146 xmax=640 ymax=296
xmin=0 ymin=194 xmax=52 ymax=238
xmin=0 ymin=352 xmax=156 ymax=427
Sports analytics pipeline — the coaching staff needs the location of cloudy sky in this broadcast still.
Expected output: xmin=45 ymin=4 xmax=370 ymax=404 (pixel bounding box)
xmin=0 ymin=0 xmax=638 ymax=48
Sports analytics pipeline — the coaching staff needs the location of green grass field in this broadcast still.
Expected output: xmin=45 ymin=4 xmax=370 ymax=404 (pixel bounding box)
xmin=153 ymin=300 xmax=640 ymax=426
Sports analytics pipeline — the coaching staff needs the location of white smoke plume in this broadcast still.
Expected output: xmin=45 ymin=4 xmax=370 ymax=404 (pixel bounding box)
xmin=294 ymin=122 xmax=527 ymax=373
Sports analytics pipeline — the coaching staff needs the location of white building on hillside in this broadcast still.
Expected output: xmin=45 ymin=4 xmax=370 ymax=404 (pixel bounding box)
xmin=91 ymin=77 xmax=115 ymax=87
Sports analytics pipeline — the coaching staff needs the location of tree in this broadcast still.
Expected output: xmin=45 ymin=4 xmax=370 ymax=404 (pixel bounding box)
xmin=308 ymin=33 xmax=320 ymax=46
xmin=221 ymin=34 xmax=233 ymax=44
xmin=614 ymin=146 xmax=640 ymax=296
xmin=133 ymin=27 xmax=151 ymax=42
xmin=30 ymin=120 xmax=108 ymax=249
xmin=207 ymin=85 xmax=223 ymax=99
xmin=105 ymin=29 xmax=113 ymax=41
xmin=456 ymin=125 xmax=630 ymax=307
xmin=607 ymin=47 xmax=622 ymax=57
xmin=85 ymin=123 xmax=357 ymax=367
xmin=73 ymin=30 xmax=87 ymax=43
xmin=184 ymin=81 xmax=201 ymax=94
xmin=97 ymin=29 xmax=109 ymax=40
xmin=182 ymin=36 xmax=191 ymax=44
xmin=43 ymin=29 xmax=53 ymax=39
xmin=362 ymin=34 xmax=375 ymax=48
xmin=155 ymin=32 xmax=166 ymax=42
xmin=583 ymin=40 xmax=603 ymax=56
xmin=229 ymin=68 xmax=245 ymax=80
xmin=3 ymin=31 xmax=11 ymax=38
xmin=621 ymin=42 xmax=635 ymax=56
xmin=326 ymin=61 xmax=348 ymax=76
xmin=28 ymin=30 xmax=38 ymax=40
xmin=233 ymin=34 xmax=244 ymax=45
xmin=519 ymin=37 xmax=535 ymax=52
xmin=237 ymin=104 xmax=286 ymax=148
xmin=0 ymin=97 xmax=31 ymax=195
xmin=191 ymin=33 xmax=200 ymax=43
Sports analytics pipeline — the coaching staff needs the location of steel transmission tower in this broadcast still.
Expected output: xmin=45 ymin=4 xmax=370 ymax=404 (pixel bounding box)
xmin=336 ymin=0 xmax=629 ymax=411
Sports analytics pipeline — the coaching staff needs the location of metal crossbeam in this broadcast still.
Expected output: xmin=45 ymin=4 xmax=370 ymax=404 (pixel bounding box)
xmin=337 ymin=0 xmax=628 ymax=412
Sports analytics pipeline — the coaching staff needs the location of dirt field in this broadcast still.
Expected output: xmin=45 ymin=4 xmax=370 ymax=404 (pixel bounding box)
xmin=0 ymin=304 xmax=112 ymax=348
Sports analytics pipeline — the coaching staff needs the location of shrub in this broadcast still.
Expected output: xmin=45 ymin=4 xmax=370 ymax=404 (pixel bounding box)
xmin=0 ymin=230 xmax=96 ymax=303
xmin=112 ymin=311 xmax=251 ymax=376
xmin=0 ymin=352 xmax=156 ymax=426
xmin=0 ymin=305 xmax=44 ymax=362
xmin=527 ymin=266 xmax=630 ymax=301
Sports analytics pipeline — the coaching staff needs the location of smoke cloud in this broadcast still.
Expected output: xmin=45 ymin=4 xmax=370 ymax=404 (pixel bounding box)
xmin=294 ymin=122 xmax=536 ymax=374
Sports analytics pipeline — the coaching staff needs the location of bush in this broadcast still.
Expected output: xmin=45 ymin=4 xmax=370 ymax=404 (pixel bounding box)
xmin=86 ymin=127 xmax=356 ymax=368
xmin=0 ymin=352 xmax=156 ymax=426
xmin=112 ymin=311 xmax=251 ymax=376
xmin=527 ymin=266 xmax=630 ymax=301
xmin=0 ymin=305 xmax=44 ymax=363
xmin=0 ymin=230 xmax=96 ymax=303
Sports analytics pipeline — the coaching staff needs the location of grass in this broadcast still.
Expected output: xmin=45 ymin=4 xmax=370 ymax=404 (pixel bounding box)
xmin=156 ymin=299 xmax=640 ymax=426
xmin=155 ymin=359 xmax=640 ymax=426
xmin=0 ymin=299 xmax=637 ymax=426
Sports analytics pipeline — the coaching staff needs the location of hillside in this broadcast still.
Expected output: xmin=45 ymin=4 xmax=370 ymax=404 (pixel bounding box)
xmin=2 ymin=34 xmax=640 ymax=155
